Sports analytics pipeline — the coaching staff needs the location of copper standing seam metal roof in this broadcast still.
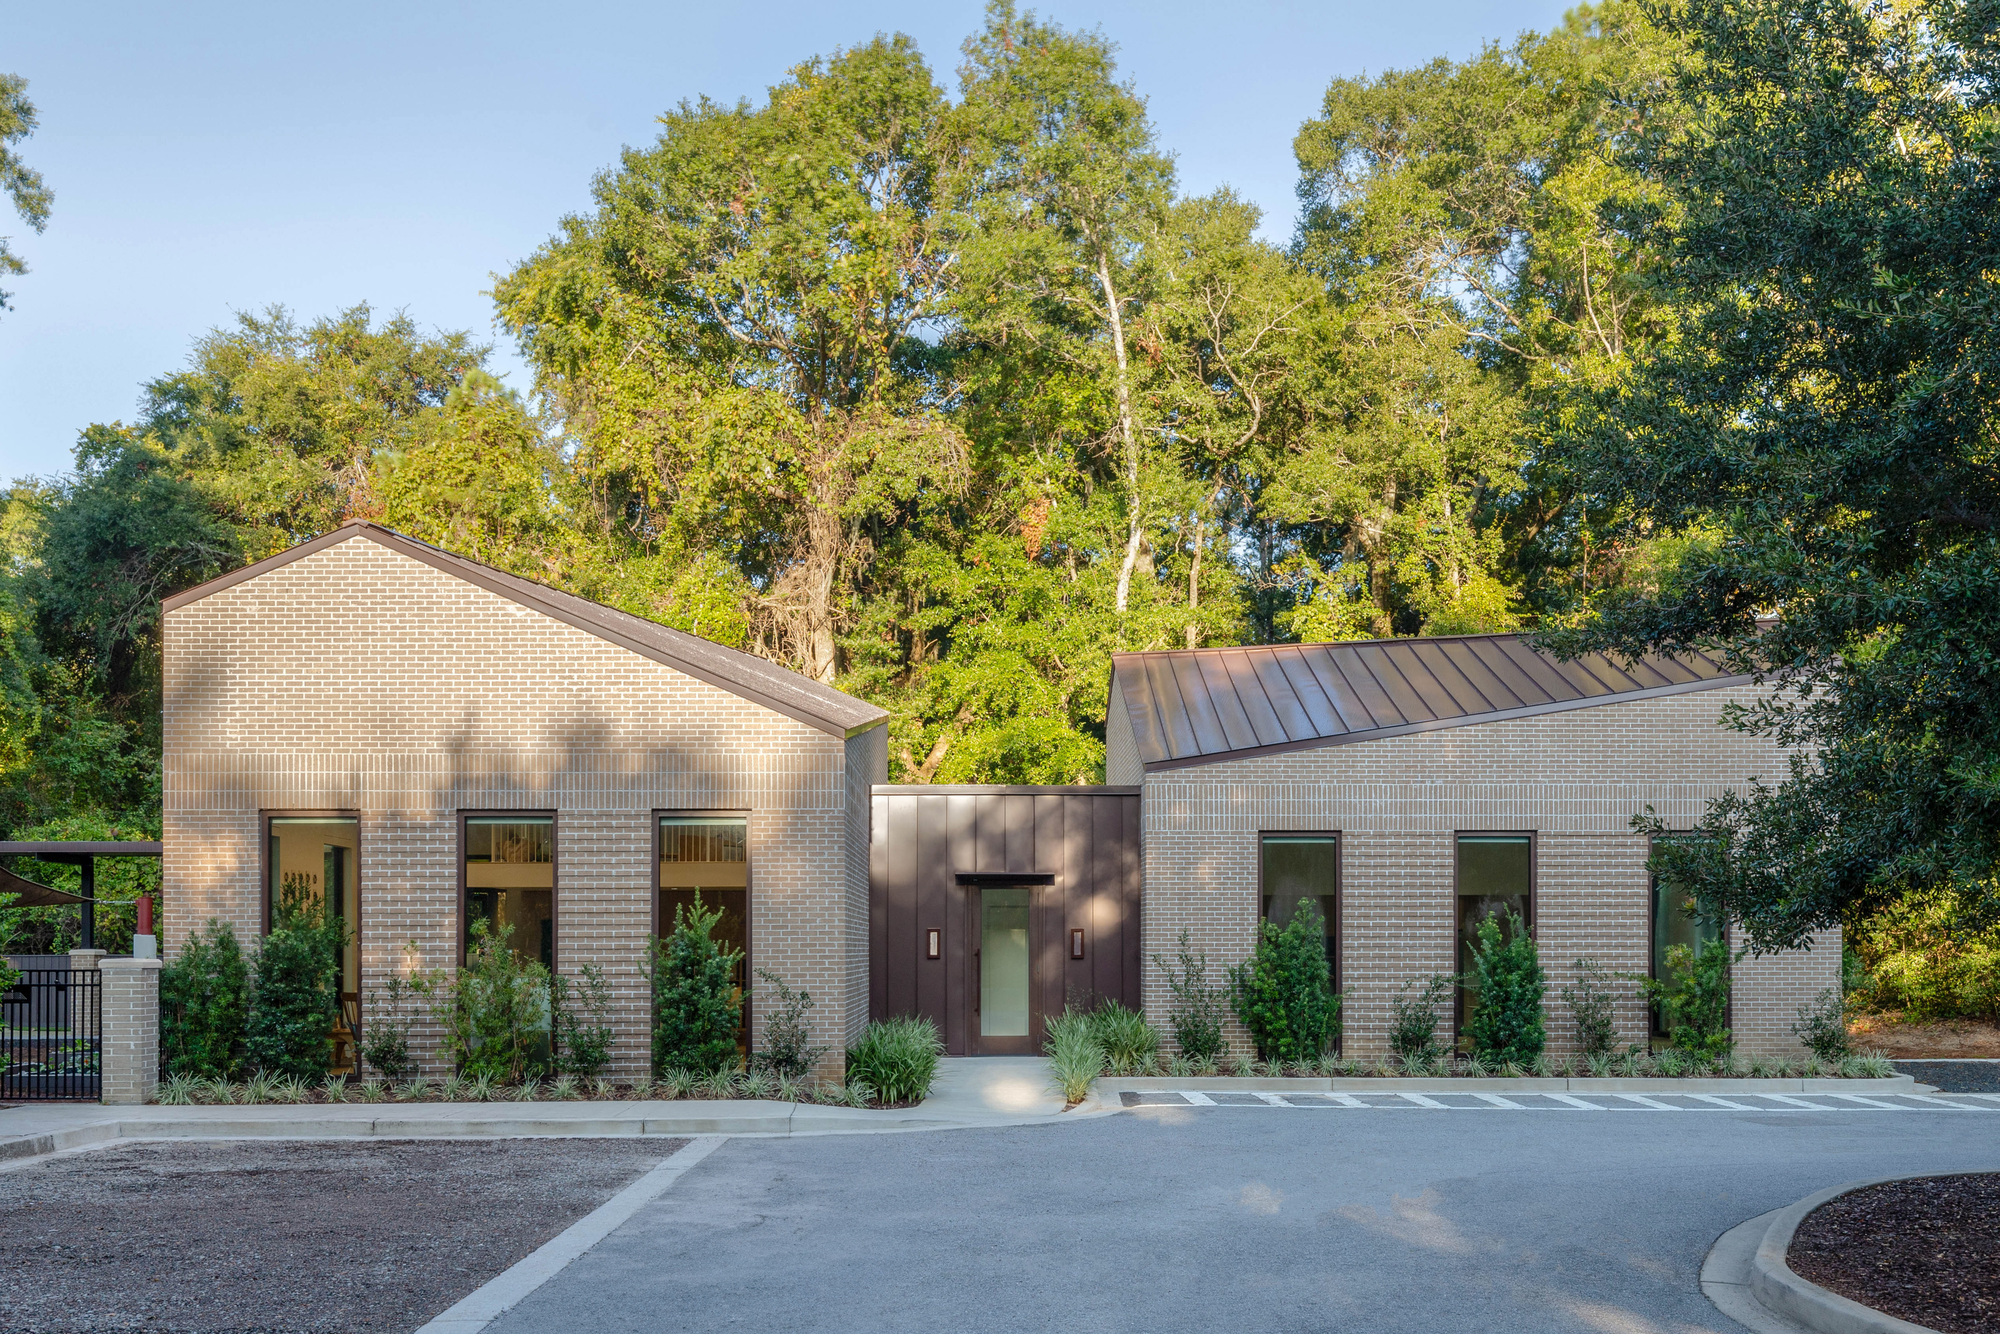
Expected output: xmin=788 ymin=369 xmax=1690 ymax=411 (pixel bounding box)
xmin=1113 ymin=636 xmax=1753 ymax=772
xmin=161 ymin=521 xmax=890 ymax=740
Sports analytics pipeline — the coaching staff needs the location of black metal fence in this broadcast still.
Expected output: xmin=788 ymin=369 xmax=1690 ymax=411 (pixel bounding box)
xmin=1 ymin=968 xmax=102 ymax=1101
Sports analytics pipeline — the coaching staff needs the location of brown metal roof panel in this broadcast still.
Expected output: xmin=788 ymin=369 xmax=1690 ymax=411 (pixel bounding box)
xmin=1249 ymin=648 xmax=1324 ymax=741
xmin=1436 ymin=639 xmax=1528 ymax=711
xmin=1351 ymin=642 xmax=1445 ymax=722
xmin=1270 ymin=648 xmax=1347 ymax=738
xmin=1407 ymin=639 xmax=1503 ymax=715
xmin=1493 ymin=637 xmax=1595 ymax=700
xmin=1115 ymin=667 xmax=1171 ymax=768
xmin=1465 ymin=637 xmax=1559 ymax=705
xmin=1145 ymin=654 xmax=1207 ymax=760
xmin=1566 ymin=651 xmax=1645 ymax=696
xmin=1184 ymin=653 xmax=1257 ymax=753
xmin=1311 ymin=645 xmax=1398 ymax=730
xmin=1220 ymin=649 xmax=1296 ymax=747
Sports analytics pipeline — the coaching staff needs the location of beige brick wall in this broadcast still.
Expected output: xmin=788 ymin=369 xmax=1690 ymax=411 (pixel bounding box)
xmin=161 ymin=534 xmax=879 ymax=1077
xmin=1139 ymin=685 xmax=1839 ymax=1058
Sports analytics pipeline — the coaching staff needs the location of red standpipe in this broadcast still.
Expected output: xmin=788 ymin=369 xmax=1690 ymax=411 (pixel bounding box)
xmin=137 ymin=893 xmax=154 ymax=936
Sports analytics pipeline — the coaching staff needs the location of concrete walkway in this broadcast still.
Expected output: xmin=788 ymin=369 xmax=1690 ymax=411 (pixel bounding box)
xmin=0 ymin=1057 xmax=1094 ymax=1161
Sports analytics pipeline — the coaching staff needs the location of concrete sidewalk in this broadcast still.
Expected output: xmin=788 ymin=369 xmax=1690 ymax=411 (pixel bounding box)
xmin=0 ymin=1057 xmax=1097 ymax=1161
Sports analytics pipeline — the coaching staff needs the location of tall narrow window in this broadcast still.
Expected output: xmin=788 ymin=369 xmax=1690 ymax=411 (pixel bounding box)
xmin=1652 ymin=871 xmax=1722 ymax=1037
xmin=464 ymin=816 xmax=555 ymax=969
xmin=1456 ymin=835 xmax=1533 ymax=1031
xmin=659 ymin=816 xmax=748 ymax=1048
xmin=1261 ymin=835 xmax=1339 ymax=987
xmin=267 ymin=815 xmax=360 ymax=1073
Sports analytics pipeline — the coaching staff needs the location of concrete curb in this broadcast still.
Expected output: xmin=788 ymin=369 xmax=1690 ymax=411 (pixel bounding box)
xmin=1097 ymin=1074 xmax=1922 ymax=1095
xmin=1702 ymin=1172 xmax=1980 ymax=1334
xmin=413 ymin=1136 xmax=727 ymax=1334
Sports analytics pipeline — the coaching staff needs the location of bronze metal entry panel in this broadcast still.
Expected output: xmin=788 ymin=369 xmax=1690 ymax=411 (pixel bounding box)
xmin=869 ymin=785 xmax=1142 ymax=1056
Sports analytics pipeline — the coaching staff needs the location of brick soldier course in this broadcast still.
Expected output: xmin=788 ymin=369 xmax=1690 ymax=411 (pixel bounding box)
xmin=155 ymin=521 xmax=1835 ymax=1080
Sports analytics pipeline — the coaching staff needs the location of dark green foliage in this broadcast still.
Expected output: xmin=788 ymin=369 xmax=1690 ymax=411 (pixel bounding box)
xmin=1547 ymin=0 xmax=2000 ymax=949
xmin=160 ymin=918 xmax=249 ymax=1079
xmin=1228 ymin=900 xmax=1341 ymax=1062
xmin=1638 ymin=936 xmax=1736 ymax=1057
xmin=424 ymin=920 xmax=552 ymax=1082
xmin=1844 ymin=892 xmax=2000 ymax=1023
xmin=1559 ymin=957 xmax=1619 ymax=1057
xmin=552 ymin=963 xmax=615 ymax=1079
xmin=361 ymin=972 xmax=415 ymax=1081
xmin=1460 ymin=910 xmax=1545 ymax=1064
xmin=1153 ymin=929 xmax=1226 ymax=1061
xmin=1081 ymin=999 xmax=1160 ymax=1070
xmin=646 ymin=893 xmax=742 ymax=1077
xmin=844 ymin=1016 xmax=943 ymax=1105
xmin=243 ymin=876 xmax=345 ymax=1079
xmin=1791 ymin=987 xmax=1851 ymax=1061
xmin=1389 ymin=975 xmax=1452 ymax=1059
xmin=751 ymin=968 xmax=828 ymax=1080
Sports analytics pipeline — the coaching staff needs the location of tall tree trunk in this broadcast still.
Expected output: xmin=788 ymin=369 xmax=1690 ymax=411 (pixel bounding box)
xmin=1185 ymin=514 xmax=1203 ymax=649
xmin=1099 ymin=249 xmax=1145 ymax=614
xmin=803 ymin=506 xmax=841 ymax=684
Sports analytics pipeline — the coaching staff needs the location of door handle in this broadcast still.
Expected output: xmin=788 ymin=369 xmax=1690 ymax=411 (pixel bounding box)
xmin=973 ymin=949 xmax=980 ymax=1014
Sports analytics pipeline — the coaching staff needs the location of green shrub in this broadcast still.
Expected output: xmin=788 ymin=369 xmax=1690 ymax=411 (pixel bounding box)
xmin=1152 ymin=929 xmax=1226 ymax=1061
xmin=1461 ymin=910 xmax=1545 ymax=1065
xmin=1043 ymin=1008 xmax=1105 ymax=1103
xmin=1791 ymin=986 xmax=1851 ymax=1060
xmin=751 ymin=968 xmax=829 ymax=1080
xmin=1844 ymin=890 xmax=2000 ymax=1022
xmin=161 ymin=918 xmax=250 ymax=1079
xmin=1638 ymin=935 xmax=1737 ymax=1057
xmin=1390 ymin=974 xmax=1452 ymax=1060
xmin=845 ymin=1015 xmax=943 ymax=1105
xmin=244 ymin=876 xmax=347 ymax=1079
xmin=552 ymin=963 xmax=615 ymax=1078
xmin=1228 ymin=900 xmax=1341 ymax=1062
xmin=1084 ymin=1000 xmax=1160 ymax=1071
xmin=423 ymin=920 xmax=552 ymax=1082
xmin=362 ymin=970 xmax=416 ymax=1081
xmin=646 ymin=893 xmax=743 ymax=1076
xmin=1559 ymin=957 xmax=1619 ymax=1057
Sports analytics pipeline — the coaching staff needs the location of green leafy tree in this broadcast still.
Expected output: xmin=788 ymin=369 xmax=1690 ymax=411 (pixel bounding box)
xmin=0 ymin=73 xmax=52 ymax=314
xmin=425 ymin=919 xmax=553 ymax=1082
xmin=646 ymin=894 xmax=743 ymax=1075
xmin=1227 ymin=900 xmax=1341 ymax=1061
xmin=1545 ymin=0 xmax=2000 ymax=948
xmin=1460 ymin=909 xmax=1546 ymax=1064
xmin=161 ymin=919 xmax=250 ymax=1080
xmin=244 ymin=874 xmax=347 ymax=1078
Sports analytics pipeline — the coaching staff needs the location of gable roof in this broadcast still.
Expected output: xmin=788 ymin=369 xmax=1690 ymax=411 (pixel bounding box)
xmin=161 ymin=522 xmax=889 ymax=739
xmin=1112 ymin=635 xmax=1751 ymax=772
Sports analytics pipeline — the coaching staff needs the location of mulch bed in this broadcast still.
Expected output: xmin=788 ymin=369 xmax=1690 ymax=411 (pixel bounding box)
xmin=1789 ymin=1173 xmax=2000 ymax=1334
xmin=1894 ymin=1060 xmax=2000 ymax=1094
xmin=0 ymin=1137 xmax=684 ymax=1333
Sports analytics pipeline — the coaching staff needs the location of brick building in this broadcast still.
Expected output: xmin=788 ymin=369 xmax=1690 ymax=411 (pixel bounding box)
xmin=160 ymin=522 xmax=1833 ymax=1074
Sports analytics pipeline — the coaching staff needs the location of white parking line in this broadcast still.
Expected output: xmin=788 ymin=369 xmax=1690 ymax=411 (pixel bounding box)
xmin=1181 ymin=1091 xmax=1216 ymax=1106
xmin=1826 ymin=1093 xmax=1913 ymax=1110
xmin=1472 ymin=1092 xmax=1523 ymax=1109
xmin=1399 ymin=1093 xmax=1448 ymax=1109
xmin=1615 ymin=1093 xmax=1682 ymax=1110
xmin=1691 ymin=1094 xmax=1761 ymax=1111
xmin=1142 ymin=1088 xmax=1995 ymax=1111
xmin=1254 ymin=1092 xmax=1289 ymax=1106
xmin=1547 ymin=1093 xmax=1609 ymax=1110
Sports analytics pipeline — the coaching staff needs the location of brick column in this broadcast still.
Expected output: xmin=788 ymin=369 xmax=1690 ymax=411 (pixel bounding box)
xmin=98 ymin=957 xmax=162 ymax=1105
xmin=68 ymin=948 xmax=106 ymax=1040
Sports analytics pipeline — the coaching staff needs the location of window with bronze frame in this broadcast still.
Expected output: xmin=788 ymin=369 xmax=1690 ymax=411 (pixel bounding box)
xmin=1259 ymin=834 xmax=1340 ymax=989
xmin=656 ymin=813 xmax=750 ymax=1052
xmin=461 ymin=814 xmax=556 ymax=970
xmin=1455 ymin=834 xmax=1534 ymax=1038
xmin=263 ymin=812 xmax=362 ymax=1074
xmin=1649 ymin=834 xmax=1724 ymax=1039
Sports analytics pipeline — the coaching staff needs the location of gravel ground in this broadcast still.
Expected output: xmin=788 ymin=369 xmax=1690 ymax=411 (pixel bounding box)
xmin=0 ymin=1137 xmax=683 ymax=1334
xmin=1789 ymin=1173 xmax=2000 ymax=1334
xmin=1894 ymin=1059 xmax=2000 ymax=1092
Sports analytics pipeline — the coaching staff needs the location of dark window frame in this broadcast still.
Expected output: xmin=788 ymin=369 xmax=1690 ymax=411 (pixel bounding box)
xmin=1255 ymin=830 xmax=1343 ymax=997
xmin=457 ymin=810 xmax=559 ymax=969
xmin=653 ymin=809 xmax=753 ymax=1034
xmin=1452 ymin=829 xmax=1538 ymax=1037
xmin=260 ymin=809 xmax=362 ymax=944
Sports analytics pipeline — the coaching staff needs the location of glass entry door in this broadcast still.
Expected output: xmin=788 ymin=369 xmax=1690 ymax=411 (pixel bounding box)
xmin=971 ymin=884 xmax=1034 ymax=1054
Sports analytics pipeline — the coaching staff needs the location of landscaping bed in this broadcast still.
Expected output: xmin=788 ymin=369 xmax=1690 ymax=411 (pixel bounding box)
xmin=0 ymin=1137 xmax=680 ymax=1333
xmin=153 ymin=1069 xmax=895 ymax=1107
xmin=1849 ymin=1014 xmax=2000 ymax=1058
xmin=1788 ymin=1173 xmax=2000 ymax=1334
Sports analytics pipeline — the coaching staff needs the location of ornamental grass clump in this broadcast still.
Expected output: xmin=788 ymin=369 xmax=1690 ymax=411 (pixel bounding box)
xmin=646 ymin=894 xmax=743 ymax=1077
xmin=1461 ymin=909 xmax=1545 ymax=1066
xmin=846 ymin=1015 xmax=944 ymax=1106
xmin=1228 ymin=900 xmax=1341 ymax=1062
xmin=1085 ymin=1000 xmax=1160 ymax=1072
xmin=1043 ymin=1008 xmax=1104 ymax=1105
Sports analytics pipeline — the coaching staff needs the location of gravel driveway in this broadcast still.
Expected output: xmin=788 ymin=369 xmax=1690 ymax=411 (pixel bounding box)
xmin=0 ymin=1137 xmax=682 ymax=1333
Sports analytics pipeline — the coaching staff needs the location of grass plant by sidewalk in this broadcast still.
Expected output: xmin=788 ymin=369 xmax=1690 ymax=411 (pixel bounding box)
xmin=152 ymin=1068 xmax=890 ymax=1107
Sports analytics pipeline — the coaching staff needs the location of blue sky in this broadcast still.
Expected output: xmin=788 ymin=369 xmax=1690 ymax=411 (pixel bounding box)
xmin=1 ymin=0 xmax=1574 ymax=481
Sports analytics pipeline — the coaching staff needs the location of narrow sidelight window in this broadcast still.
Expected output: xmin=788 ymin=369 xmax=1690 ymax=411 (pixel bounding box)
xmin=1651 ymin=871 xmax=1722 ymax=1037
xmin=464 ymin=816 xmax=555 ymax=969
xmin=659 ymin=815 xmax=749 ymax=1048
xmin=266 ymin=815 xmax=360 ymax=1073
xmin=1456 ymin=835 xmax=1533 ymax=1031
xmin=1260 ymin=835 xmax=1339 ymax=988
